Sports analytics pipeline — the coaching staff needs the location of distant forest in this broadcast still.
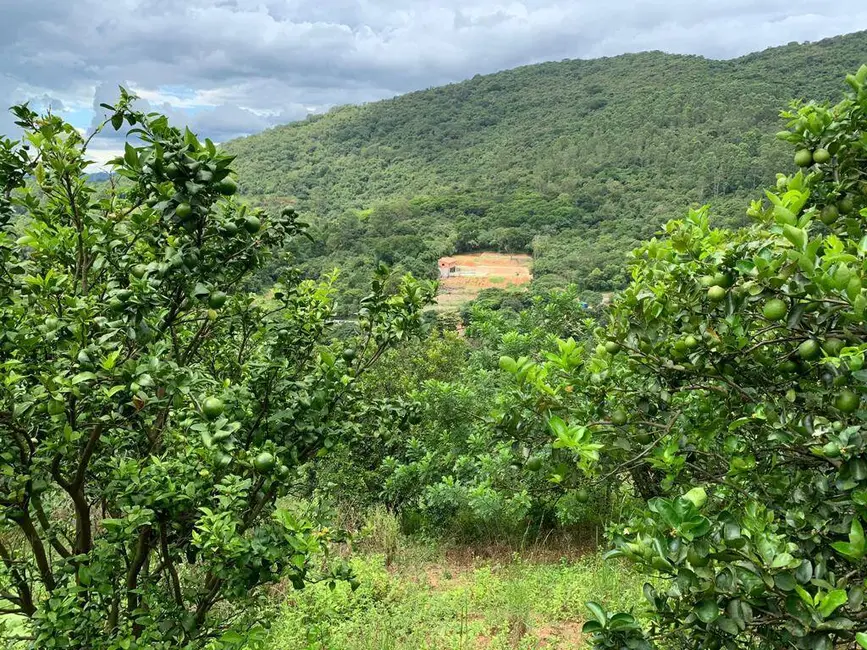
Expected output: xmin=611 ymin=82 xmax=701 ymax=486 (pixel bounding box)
xmin=225 ymin=32 xmax=867 ymax=309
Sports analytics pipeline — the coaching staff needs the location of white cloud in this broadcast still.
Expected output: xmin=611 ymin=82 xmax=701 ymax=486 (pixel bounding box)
xmin=1 ymin=0 xmax=866 ymax=146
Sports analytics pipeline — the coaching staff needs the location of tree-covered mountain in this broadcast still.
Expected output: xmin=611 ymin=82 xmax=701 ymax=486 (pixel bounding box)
xmin=226 ymin=31 xmax=867 ymax=304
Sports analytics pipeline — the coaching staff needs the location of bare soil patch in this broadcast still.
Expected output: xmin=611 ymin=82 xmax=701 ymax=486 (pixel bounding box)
xmin=437 ymin=252 xmax=532 ymax=309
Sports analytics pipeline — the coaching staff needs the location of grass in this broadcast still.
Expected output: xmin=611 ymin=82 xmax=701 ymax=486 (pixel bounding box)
xmin=264 ymin=538 xmax=645 ymax=649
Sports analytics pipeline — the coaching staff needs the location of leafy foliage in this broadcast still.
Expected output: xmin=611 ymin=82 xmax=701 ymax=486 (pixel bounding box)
xmin=0 ymin=96 xmax=434 ymax=648
xmin=313 ymin=286 xmax=608 ymax=540
xmin=494 ymin=67 xmax=867 ymax=648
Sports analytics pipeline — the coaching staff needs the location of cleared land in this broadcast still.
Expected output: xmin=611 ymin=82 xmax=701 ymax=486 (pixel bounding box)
xmin=437 ymin=253 xmax=533 ymax=309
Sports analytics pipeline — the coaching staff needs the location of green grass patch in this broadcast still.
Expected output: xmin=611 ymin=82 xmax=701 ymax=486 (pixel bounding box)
xmin=265 ymin=545 xmax=644 ymax=649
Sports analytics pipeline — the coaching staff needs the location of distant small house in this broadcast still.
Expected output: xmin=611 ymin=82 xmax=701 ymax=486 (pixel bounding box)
xmin=439 ymin=257 xmax=457 ymax=279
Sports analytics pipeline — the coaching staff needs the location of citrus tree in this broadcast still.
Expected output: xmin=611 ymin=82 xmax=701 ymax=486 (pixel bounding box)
xmin=0 ymin=94 xmax=434 ymax=649
xmin=498 ymin=68 xmax=867 ymax=648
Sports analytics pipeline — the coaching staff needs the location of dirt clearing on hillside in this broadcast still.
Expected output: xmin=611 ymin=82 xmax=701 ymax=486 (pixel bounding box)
xmin=437 ymin=252 xmax=532 ymax=309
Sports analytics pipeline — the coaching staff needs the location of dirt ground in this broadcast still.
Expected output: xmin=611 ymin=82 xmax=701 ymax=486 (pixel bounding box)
xmin=437 ymin=252 xmax=533 ymax=309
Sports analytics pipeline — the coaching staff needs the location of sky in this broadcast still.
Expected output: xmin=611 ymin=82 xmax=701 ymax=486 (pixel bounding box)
xmin=2 ymin=0 xmax=867 ymax=165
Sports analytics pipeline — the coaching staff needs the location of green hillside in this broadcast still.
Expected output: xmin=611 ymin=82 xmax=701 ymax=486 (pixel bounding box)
xmin=226 ymin=31 xmax=867 ymax=304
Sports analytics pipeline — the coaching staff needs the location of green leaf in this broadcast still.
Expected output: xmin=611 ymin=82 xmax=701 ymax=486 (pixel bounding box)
xmin=850 ymin=518 xmax=865 ymax=552
xmin=716 ymin=616 xmax=738 ymax=635
xmin=782 ymin=224 xmax=807 ymax=251
xmin=771 ymin=552 xmax=794 ymax=569
xmin=608 ymin=613 xmax=637 ymax=629
xmin=585 ymin=601 xmax=607 ymax=625
xmin=794 ymin=584 xmax=814 ymax=607
xmin=682 ymin=487 xmax=707 ymax=509
xmin=581 ymin=620 xmax=603 ymax=634
xmin=856 ymin=631 xmax=867 ymax=648
xmin=833 ymin=519 xmax=866 ymax=561
xmin=184 ymin=126 xmax=201 ymax=149
xmin=817 ymin=589 xmax=848 ymax=618
xmin=498 ymin=356 xmax=517 ymax=374
xmin=124 ymin=142 xmax=139 ymax=169
xmin=775 ymin=208 xmax=796 ymax=227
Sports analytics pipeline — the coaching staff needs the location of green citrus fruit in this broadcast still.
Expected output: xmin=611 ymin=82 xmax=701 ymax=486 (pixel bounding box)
xmin=342 ymin=348 xmax=357 ymax=362
xmin=820 ymin=205 xmax=839 ymax=225
xmin=208 ymin=291 xmax=228 ymax=309
xmin=707 ymin=286 xmax=726 ymax=302
xmin=779 ymin=360 xmax=799 ymax=374
xmin=253 ymin=451 xmax=276 ymax=473
xmin=611 ymin=409 xmax=628 ymax=426
xmin=794 ymin=149 xmax=813 ymax=167
xmin=575 ymin=488 xmax=590 ymax=503
xmin=699 ymin=275 xmax=716 ymax=287
xmin=822 ymin=338 xmax=845 ymax=356
xmin=822 ymin=441 xmax=841 ymax=458
xmin=835 ymin=389 xmax=860 ymax=413
xmin=635 ymin=432 xmax=652 ymax=445
xmin=684 ymin=335 xmax=699 ymax=349
xmin=762 ymin=298 xmax=788 ymax=321
xmin=839 ymin=195 xmax=855 ymax=215
xmin=712 ymin=273 xmax=734 ymax=288
xmin=165 ymin=163 xmax=181 ymax=179
xmin=202 ymin=397 xmax=225 ymax=420
xmin=605 ymin=341 xmax=621 ymax=354
xmin=131 ymin=264 xmax=148 ymax=279
xmin=526 ymin=456 xmax=543 ymax=472
xmin=207 ymin=309 xmax=218 ymax=321
xmin=797 ymin=339 xmax=821 ymax=361
xmin=216 ymin=177 xmax=238 ymax=196
xmin=175 ymin=202 xmax=193 ymax=220
xmin=812 ymin=148 xmax=831 ymax=164
xmin=223 ymin=222 xmax=239 ymax=236
xmin=243 ymin=216 xmax=261 ymax=234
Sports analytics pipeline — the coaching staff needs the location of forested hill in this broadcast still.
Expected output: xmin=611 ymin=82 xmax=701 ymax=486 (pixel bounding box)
xmin=226 ymin=31 xmax=867 ymax=301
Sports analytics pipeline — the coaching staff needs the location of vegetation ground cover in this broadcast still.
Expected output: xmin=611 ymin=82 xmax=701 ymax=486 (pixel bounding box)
xmin=265 ymin=511 xmax=643 ymax=650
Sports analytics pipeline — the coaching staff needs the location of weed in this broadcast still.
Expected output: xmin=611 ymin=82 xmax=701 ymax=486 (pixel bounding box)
xmin=264 ymin=540 xmax=644 ymax=650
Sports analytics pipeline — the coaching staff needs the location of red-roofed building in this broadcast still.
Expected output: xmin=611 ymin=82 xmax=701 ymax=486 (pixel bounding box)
xmin=439 ymin=257 xmax=457 ymax=279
